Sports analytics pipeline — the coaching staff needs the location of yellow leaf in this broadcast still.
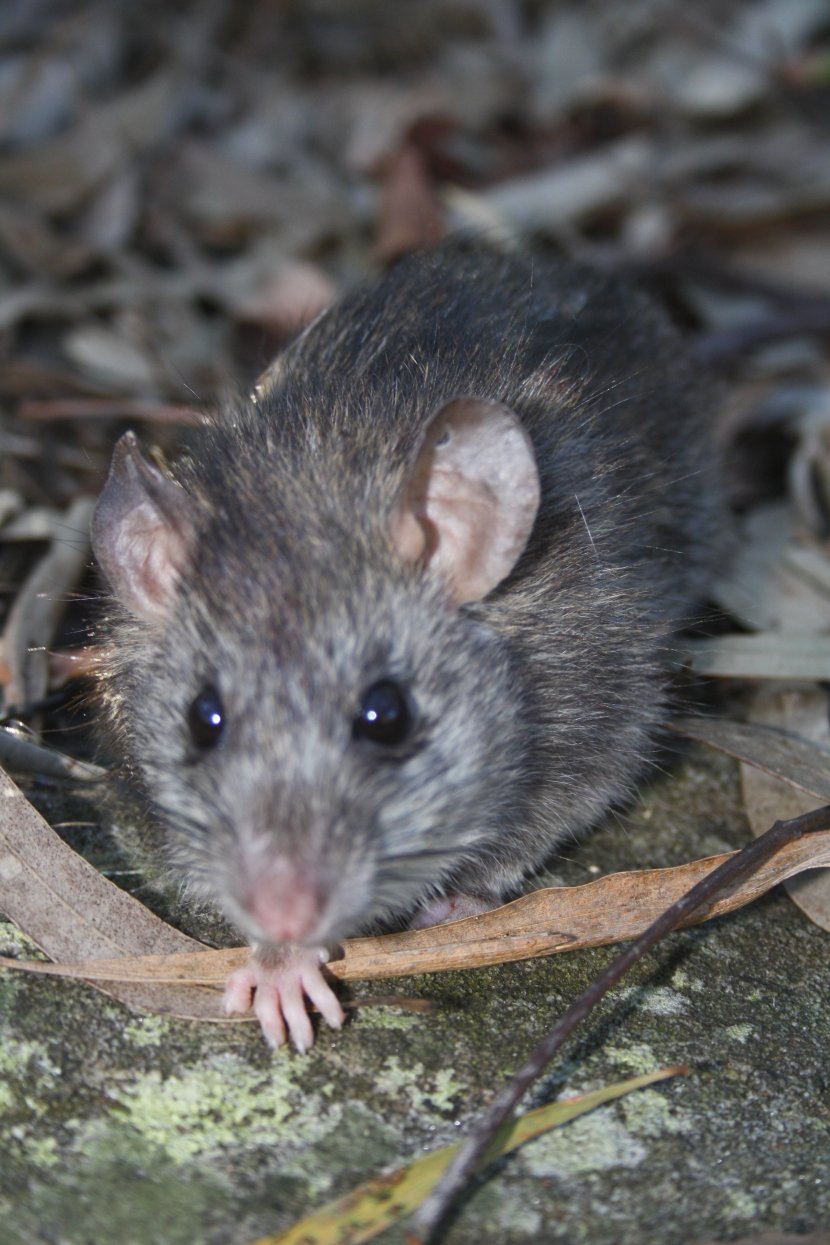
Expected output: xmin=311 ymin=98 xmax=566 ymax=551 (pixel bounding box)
xmin=255 ymin=1066 xmax=685 ymax=1245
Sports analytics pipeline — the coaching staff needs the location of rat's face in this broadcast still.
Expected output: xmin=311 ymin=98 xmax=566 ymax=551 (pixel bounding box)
xmin=117 ymin=565 xmax=529 ymax=946
xmin=93 ymin=394 xmax=541 ymax=947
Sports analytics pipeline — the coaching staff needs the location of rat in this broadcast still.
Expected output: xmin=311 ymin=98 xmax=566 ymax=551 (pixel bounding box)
xmin=91 ymin=241 xmax=724 ymax=1052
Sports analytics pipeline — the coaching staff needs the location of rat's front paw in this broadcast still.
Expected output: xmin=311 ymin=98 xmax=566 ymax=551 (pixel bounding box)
xmin=411 ymin=892 xmax=494 ymax=928
xmin=223 ymin=944 xmax=345 ymax=1053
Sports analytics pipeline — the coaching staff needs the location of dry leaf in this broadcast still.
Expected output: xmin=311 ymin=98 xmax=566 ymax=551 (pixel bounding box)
xmin=0 ymin=200 xmax=92 ymax=279
xmin=1 ymin=495 xmax=95 ymax=707
xmin=663 ymin=0 xmax=828 ymax=119
xmin=343 ymin=81 xmax=449 ymax=173
xmin=0 ymin=766 xmax=232 ymax=1021
xmin=342 ymin=67 xmax=514 ymax=175
xmin=670 ymin=716 xmax=830 ymax=801
xmin=235 ymin=260 xmax=339 ymax=336
xmin=710 ymin=504 xmax=830 ymax=634
xmin=529 ymin=8 xmax=606 ymax=122
xmin=63 ymin=326 xmax=157 ymax=390
xmin=482 ymin=136 xmax=652 ymax=231
xmin=741 ymin=686 xmax=830 ymax=932
xmin=443 ymin=185 xmax=518 ymax=248
xmin=0 ymin=50 xmax=74 ymax=145
xmin=176 ymin=143 xmax=338 ymax=249
xmin=4 ymin=830 xmax=828 ymax=996
xmin=684 ymin=633 xmax=830 ymax=681
xmin=733 ymin=231 xmax=830 ymax=296
xmin=0 ymin=72 xmax=183 ymax=213
xmin=375 ymin=142 xmax=446 ymax=264
xmin=783 ymin=543 xmax=830 ymax=597
xmin=77 ymin=167 xmax=141 ymax=253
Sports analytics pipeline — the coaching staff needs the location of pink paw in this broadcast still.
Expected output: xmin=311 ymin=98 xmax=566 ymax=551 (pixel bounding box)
xmin=223 ymin=944 xmax=345 ymax=1053
xmin=411 ymin=892 xmax=494 ymax=929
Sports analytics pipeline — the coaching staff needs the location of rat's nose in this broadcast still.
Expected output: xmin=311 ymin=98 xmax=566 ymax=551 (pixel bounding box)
xmin=243 ymin=873 xmax=323 ymax=943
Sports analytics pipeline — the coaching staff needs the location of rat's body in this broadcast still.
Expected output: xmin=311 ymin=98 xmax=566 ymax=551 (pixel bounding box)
xmin=92 ymin=243 xmax=723 ymax=1049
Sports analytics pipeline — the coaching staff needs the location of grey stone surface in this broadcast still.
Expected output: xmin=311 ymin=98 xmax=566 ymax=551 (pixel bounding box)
xmin=0 ymin=747 xmax=827 ymax=1245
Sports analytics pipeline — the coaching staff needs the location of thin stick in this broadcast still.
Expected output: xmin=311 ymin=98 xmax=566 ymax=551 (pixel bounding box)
xmin=18 ymin=398 xmax=209 ymax=426
xmin=410 ymin=804 xmax=830 ymax=1242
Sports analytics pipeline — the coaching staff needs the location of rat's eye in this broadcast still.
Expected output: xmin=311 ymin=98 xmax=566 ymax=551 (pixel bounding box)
xmin=188 ymin=684 xmax=225 ymax=750
xmin=353 ymin=679 xmax=411 ymax=746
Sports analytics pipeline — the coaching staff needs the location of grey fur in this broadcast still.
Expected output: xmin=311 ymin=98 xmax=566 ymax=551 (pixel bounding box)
xmin=93 ymin=242 xmax=724 ymax=946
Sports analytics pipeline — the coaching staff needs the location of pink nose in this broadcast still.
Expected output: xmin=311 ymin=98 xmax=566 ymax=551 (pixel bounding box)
xmin=243 ymin=875 xmax=322 ymax=943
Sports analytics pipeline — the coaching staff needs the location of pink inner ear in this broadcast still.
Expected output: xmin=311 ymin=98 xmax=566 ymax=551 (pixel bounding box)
xmin=391 ymin=397 xmax=540 ymax=606
xmin=119 ymin=503 xmax=192 ymax=622
xmin=92 ymin=431 xmax=197 ymax=625
xmin=388 ymin=503 xmax=427 ymax=565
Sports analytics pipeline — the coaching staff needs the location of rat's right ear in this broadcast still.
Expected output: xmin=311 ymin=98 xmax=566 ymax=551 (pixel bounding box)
xmin=91 ymin=432 xmax=197 ymax=624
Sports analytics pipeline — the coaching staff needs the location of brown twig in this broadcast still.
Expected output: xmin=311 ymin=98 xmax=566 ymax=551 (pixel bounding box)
xmin=410 ymin=803 xmax=830 ymax=1243
xmin=342 ymin=994 xmax=437 ymax=1014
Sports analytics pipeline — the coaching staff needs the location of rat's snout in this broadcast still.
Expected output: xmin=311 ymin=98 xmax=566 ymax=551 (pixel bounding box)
xmin=224 ymin=818 xmax=379 ymax=947
xmin=240 ymin=860 xmax=325 ymax=944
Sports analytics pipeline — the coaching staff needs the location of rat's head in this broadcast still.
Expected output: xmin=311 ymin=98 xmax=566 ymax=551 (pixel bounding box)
xmin=91 ymin=396 xmax=541 ymax=947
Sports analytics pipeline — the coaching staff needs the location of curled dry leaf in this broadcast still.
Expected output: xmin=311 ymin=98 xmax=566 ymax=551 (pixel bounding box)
xmin=0 ymin=766 xmax=231 ymax=1021
xmin=741 ymin=686 xmax=830 ymax=932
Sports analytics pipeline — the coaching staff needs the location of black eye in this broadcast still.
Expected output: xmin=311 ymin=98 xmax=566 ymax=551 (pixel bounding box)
xmin=188 ymin=684 xmax=225 ymax=750
xmin=353 ymin=680 xmax=412 ymax=746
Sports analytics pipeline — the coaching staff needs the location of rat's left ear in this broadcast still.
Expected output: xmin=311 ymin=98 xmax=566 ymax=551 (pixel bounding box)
xmin=91 ymin=431 xmax=198 ymax=624
xmin=390 ymin=397 xmax=540 ymax=606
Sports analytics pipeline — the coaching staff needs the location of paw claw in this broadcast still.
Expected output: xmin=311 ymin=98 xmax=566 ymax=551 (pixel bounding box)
xmin=222 ymin=966 xmax=257 ymax=1016
xmin=223 ymin=945 xmax=341 ymax=1052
